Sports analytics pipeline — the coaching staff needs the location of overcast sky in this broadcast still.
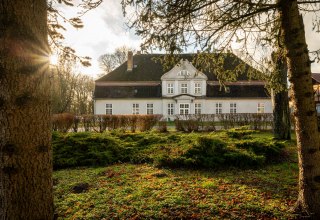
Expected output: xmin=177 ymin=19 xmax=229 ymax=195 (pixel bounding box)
xmin=59 ymin=1 xmax=320 ymax=78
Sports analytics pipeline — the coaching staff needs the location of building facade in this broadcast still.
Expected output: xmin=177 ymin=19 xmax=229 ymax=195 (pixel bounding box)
xmin=94 ymin=53 xmax=272 ymax=119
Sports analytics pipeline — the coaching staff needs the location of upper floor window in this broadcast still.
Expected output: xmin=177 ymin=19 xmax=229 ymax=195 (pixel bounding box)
xmin=167 ymin=83 xmax=174 ymax=94
xmin=257 ymin=103 xmax=265 ymax=113
xmin=106 ymin=104 xmax=112 ymax=115
xmin=168 ymin=103 xmax=174 ymax=115
xmin=216 ymin=103 xmax=222 ymax=114
xmin=132 ymin=103 xmax=139 ymax=115
xmin=178 ymin=70 xmax=190 ymax=76
xmin=230 ymin=103 xmax=237 ymax=114
xmin=181 ymin=83 xmax=188 ymax=94
xmin=147 ymin=103 xmax=153 ymax=114
xmin=195 ymin=103 xmax=201 ymax=114
xmin=195 ymin=83 xmax=201 ymax=94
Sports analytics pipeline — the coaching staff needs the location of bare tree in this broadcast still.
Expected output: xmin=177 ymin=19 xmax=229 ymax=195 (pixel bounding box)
xmin=98 ymin=46 xmax=135 ymax=75
xmin=122 ymin=0 xmax=320 ymax=217
xmin=72 ymin=74 xmax=94 ymax=115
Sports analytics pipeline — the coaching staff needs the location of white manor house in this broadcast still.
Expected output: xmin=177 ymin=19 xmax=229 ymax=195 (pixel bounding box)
xmin=94 ymin=52 xmax=272 ymax=120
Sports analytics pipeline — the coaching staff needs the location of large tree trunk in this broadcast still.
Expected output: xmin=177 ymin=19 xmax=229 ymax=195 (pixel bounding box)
xmin=272 ymin=50 xmax=291 ymax=140
xmin=279 ymin=0 xmax=320 ymax=218
xmin=0 ymin=1 xmax=53 ymax=219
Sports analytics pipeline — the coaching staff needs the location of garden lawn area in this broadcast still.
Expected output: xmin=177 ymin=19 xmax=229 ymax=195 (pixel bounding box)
xmin=54 ymin=162 xmax=298 ymax=219
xmin=53 ymin=130 xmax=299 ymax=219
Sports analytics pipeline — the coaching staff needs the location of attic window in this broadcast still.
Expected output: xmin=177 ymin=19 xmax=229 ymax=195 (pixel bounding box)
xmin=178 ymin=70 xmax=190 ymax=76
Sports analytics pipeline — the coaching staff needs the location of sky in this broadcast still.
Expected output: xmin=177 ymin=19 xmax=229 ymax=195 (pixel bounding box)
xmin=58 ymin=1 xmax=320 ymax=78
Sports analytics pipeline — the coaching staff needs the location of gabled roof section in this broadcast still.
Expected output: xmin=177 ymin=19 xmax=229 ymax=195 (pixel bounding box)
xmin=96 ymin=53 xmax=262 ymax=82
xmin=161 ymin=59 xmax=208 ymax=80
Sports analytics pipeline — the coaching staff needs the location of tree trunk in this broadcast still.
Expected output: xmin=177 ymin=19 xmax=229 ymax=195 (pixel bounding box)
xmin=279 ymin=0 xmax=320 ymax=218
xmin=272 ymin=50 xmax=291 ymax=140
xmin=0 ymin=1 xmax=53 ymax=219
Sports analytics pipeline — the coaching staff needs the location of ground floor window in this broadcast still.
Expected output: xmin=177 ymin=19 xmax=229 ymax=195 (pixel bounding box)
xmin=195 ymin=103 xmax=201 ymax=114
xmin=105 ymin=104 xmax=112 ymax=115
xmin=257 ymin=103 xmax=265 ymax=113
xmin=132 ymin=103 xmax=139 ymax=114
xmin=147 ymin=103 xmax=153 ymax=114
xmin=230 ymin=103 xmax=237 ymax=114
xmin=168 ymin=103 xmax=174 ymax=115
xmin=179 ymin=103 xmax=190 ymax=115
xmin=216 ymin=103 xmax=222 ymax=114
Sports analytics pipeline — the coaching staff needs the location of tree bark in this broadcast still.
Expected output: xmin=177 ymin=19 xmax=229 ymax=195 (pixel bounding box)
xmin=0 ymin=1 xmax=53 ymax=219
xmin=272 ymin=51 xmax=291 ymax=140
xmin=279 ymin=0 xmax=320 ymax=218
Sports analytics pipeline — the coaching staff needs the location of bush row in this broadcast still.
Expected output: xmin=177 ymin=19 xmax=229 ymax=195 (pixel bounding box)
xmin=174 ymin=113 xmax=274 ymax=132
xmin=52 ymin=114 xmax=164 ymax=133
xmin=53 ymin=113 xmax=277 ymax=133
xmin=52 ymin=130 xmax=287 ymax=170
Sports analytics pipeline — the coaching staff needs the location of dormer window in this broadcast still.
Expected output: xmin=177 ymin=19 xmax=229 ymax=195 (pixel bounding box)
xmin=178 ymin=70 xmax=190 ymax=76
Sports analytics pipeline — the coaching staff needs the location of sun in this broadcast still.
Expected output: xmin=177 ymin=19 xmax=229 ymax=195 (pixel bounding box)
xmin=49 ymin=54 xmax=59 ymax=65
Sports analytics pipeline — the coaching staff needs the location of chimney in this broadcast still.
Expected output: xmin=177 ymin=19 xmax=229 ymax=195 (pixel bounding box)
xmin=127 ymin=51 xmax=133 ymax=71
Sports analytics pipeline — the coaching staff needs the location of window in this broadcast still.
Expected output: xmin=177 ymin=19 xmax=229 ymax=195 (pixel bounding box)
xmin=216 ymin=103 xmax=222 ymax=114
xmin=181 ymin=83 xmax=188 ymax=93
xmin=230 ymin=103 xmax=237 ymax=114
xmin=195 ymin=103 xmax=201 ymax=114
xmin=194 ymin=83 xmax=201 ymax=94
xmin=167 ymin=83 xmax=174 ymax=94
xmin=257 ymin=103 xmax=265 ymax=113
xmin=147 ymin=103 xmax=153 ymax=114
xmin=168 ymin=103 xmax=174 ymax=115
xmin=179 ymin=103 xmax=190 ymax=115
xmin=178 ymin=70 xmax=190 ymax=76
xmin=132 ymin=103 xmax=139 ymax=114
xmin=105 ymin=104 xmax=112 ymax=115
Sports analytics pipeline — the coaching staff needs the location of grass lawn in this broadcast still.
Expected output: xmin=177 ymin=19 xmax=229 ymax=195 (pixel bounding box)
xmin=53 ymin=131 xmax=298 ymax=219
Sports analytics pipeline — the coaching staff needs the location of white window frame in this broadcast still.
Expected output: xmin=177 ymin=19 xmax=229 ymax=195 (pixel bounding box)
xmin=257 ymin=103 xmax=265 ymax=113
xmin=178 ymin=70 xmax=190 ymax=76
xmin=230 ymin=103 xmax=237 ymax=114
xmin=167 ymin=83 xmax=174 ymax=94
xmin=146 ymin=103 xmax=153 ymax=115
xmin=181 ymin=83 xmax=188 ymax=94
xmin=132 ymin=103 xmax=139 ymax=115
xmin=168 ymin=103 xmax=174 ymax=115
xmin=105 ymin=104 xmax=112 ymax=115
xmin=216 ymin=103 xmax=222 ymax=114
xmin=179 ymin=103 xmax=190 ymax=115
xmin=194 ymin=82 xmax=201 ymax=94
xmin=195 ymin=103 xmax=201 ymax=114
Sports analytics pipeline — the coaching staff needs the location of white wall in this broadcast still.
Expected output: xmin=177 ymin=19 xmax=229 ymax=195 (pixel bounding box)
xmin=95 ymin=99 xmax=163 ymax=115
xmin=95 ymin=98 xmax=272 ymax=118
xmin=202 ymin=99 xmax=272 ymax=114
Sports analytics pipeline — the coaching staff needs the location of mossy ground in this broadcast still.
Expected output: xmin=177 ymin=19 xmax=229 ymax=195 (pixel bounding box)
xmin=53 ymin=131 xmax=298 ymax=219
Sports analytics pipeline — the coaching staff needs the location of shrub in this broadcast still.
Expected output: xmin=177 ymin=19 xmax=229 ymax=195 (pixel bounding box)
xmin=52 ymin=132 xmax=286 ymax=170
xmin=224 ymin=150 xmax=265 ymax=168
xmin=52 ymin=133 xmax=126 ymax=169
xmin=157 ymin=120 xmax=168 ymax=132
xmin=138 ymin=115 xmax=161 ymax=131
xmin=226 ymin=127 xmax=256 ymax=139
xmin=52 ymin=113 xmax=75 ymax=132
xmin=234 ymin=139 xmax=285 ymax=162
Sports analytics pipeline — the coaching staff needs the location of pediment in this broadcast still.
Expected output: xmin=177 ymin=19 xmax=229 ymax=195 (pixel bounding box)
xmin=161 ymin=59 xmax=207 ymax=80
